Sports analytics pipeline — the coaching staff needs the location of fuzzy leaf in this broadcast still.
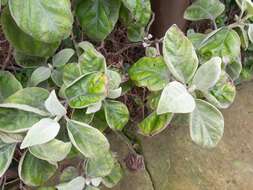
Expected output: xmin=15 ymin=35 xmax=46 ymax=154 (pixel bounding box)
xmin=157 ymin=81 xmax=196 ymax=114
xmin=53 ymin=49 xmax=75 ymax=68
xmin=86 ymin=102 xmax=102 ymax=114
xmin=4 ymin=87 xmax=49 ymax=110
xmin=129 ymin=57 xmax=170 ymax=91
xmin=60 ymin=166 xmax=79 ymax=183
xmin=21 ymin=118 xmax=60 ymax=149
xmin=108 ymin=87 xmax=122 ymax=99
xmin=86 ymin=152 xmax=115 ymax=177
xmin=0 ymin=71 xmax=22 ymax=102
xmin=79 ymin=42 xmax=106 ymax=74
xmin=76 ymin=0 xmax=121 ymax=41
xmin=0 ymin=108 xmax=43 ymax=133
xmin=30 ymin=67 xmax=51 ymax=86
xmin=67 ymin=120 xmax=110 ymax=158
xmin=65 ymin=72 xmax=107 ymax=109
xmin=107 ymin=69 xmax=121 ymax=90
xmin=190 ymin=99 xmax=224 ymax=148
xmin=184 ymin=0 xmax=225 ymax=21
xmin=0 ymin=141 xmax=16 ymax=177
xmin=138 ymin=112 xmax=173 ymax=136
xmin=102 ymin=162 xmax=123 ymax=188
xmin=192 ymin=57 xmax=222 ymax=91
xmin=9 ymin=0 xmax=73 ymax=43
xmin=19 ymin=151 xmax=57 ymax=187
xmin=29 ymin=139 xmax=71 ymax=163
xmin=199 ymin=28 xmax=241 ymax=63
xmin=45 ymin=90 xmax=67 ymax=117
xmin=104 ymin=100 xmax=129 ymax=131
xmin=1 ymin=8 xmax=59 ymax=57
xmin=63 ymin=63 xmax=82 ymax=86
xmin=163 ymin=25 xmax=199 ymax=83
xmin=56 ymin=176 xmax=85 ymax=190
xmin=0 ymin=132 xmax=23 ymax=143
xmin=204 ymin=72 xmax=236 ymax=109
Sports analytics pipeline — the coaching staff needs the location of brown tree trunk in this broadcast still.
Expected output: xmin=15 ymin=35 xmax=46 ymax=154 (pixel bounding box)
xmin=151 ymin=0 xmax=190 ymax=38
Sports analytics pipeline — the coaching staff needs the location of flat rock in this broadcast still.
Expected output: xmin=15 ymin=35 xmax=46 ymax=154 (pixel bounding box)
xmin=104 ymin=81 xmax=253 ymax=190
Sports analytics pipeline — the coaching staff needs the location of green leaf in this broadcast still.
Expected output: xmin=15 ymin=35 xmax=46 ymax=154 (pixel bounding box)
xmin=145 ymin=47 xmax=159 ymax=57
xmin=0 ymin=107 xmax=43 ymax=133
xmin=63 ymin=63 xmax=82 ymax=86
xmin=163 ymin=25 xmax=199 ymax=83
xmin=184 ymin=0 xmax=225 ymax=21
xmin=85 ymin=186 xmax=100 ymax=190
xmin=86 ymin=102 xmax=102 ymax=114
xmin=236 ymin=0 xmax=253 ymax=16
xmin=71 ymin=109 xmax=94 ymax=124
xmin=0 ymin=141 xmax=16 ymax=177
xmin=56 ymin=176 xmax=85 ymax=190
xmin=30 ymin=66 xmax=51 ymax=86
xmin=108 ymin=87 xmax=122 ymax=99
xmin=65 ymin=72 xmax=107 ymax=109
xmin=204 ymin=72 xmax=236 ymax=109
xmin=76 ymin=0 xmax=121 ymax=41
xmin=21 ymin=118 xmax=60 ymax=149
xmin=4 ymin=87 xmax=49 ymax=110
xmin=67 ymin=120 xmax=110 ymax=158
xmin=51 ymin=69 xmax=64 ymax=87
xmin=79 ymin=42 xmax=106 ymax=74
xmin=157 ymin=81 xmax=196 ymax=114
xmin=29 ymin=139 xmax=71 ymax=163
xmin=103 ymin=100 xmax=129 ymax=131
xmin=1 ymin=8 xmax=60 ymax=57
xmin=19 ymin=151 xmax=57 ymax=187
xmin=188 ymin=32 xmax=206 ymax=49
xmin=226 ymin=56 xmax=242 ymax=80
xmin=138 ymin=112 xmax=173 ymax=136
xmin=102 ymin=162 xmax=123 ymax=188
xmin=45 ymin=90 xmax=67 ymax=117
xmin=129 ymin=57 xmax=170 ymax=91
xmin=199 ymin=28 xmax=241 ymax=63
xmin=91 ymin=110 xmax=109 ymax=132
xmin=0 ymin=132 xmax=23 ymax=143
xmin=53 ymin=49 xmax=75 ymax=68
xmin=60 ymin=166 xmax=79 ymax=183
xmin=107 ymin=69 xmax=121 ymax=90
xmin=190 ymin=99 xmax=224 ymax=148
xmin=121 ymin=0 xmax=151 ymax=42
xmin=234 ymin=25 xmax=249 ymax=50
xmin=13 ymin=50 xmax=47 ymax=68
xmin=248 ymin=24 xmax=253 ymax=43
xmin=86 ymin=152 xmax=115 ymax=177
xmin=9 ymin=0 xmax=73 ymax=43
xmin=191 ymin=57 xmax=222 ymax=91
xmin=0 ymin=71 xmax=22 ymax=102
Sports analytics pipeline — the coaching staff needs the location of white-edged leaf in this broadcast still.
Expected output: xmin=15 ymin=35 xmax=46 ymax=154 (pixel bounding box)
xmin=184 ymin=0 xmax=225 ymax=21
xmin=45 ymin=90 xmax=67 ymax=117
xmin=190 ymin=99 xmax=224 ymax=148
xmin=56 ymin=176 xmax=85 ymax=190
xmin=29 ymin=139 xmax=72 ymax=163
xmin=30 ymin=66 xmax=51 ymax=86
xmin=0 ymin=141 xmax=16 ymax=177
xmin=108 ymin=87 xmax=122 ymax=99
xmin=53 ymin=48 xmax=75 ymax=68
xmin=163 ymin=24 xmax=198 ymax=83
xmin=248 ymin=24 xmax=253 ymax=43
xmin=67 ymin=120 xmax=110 ymax=158
xmin=21 ymin=118 xmax=60 ymax=149
xmin=0 ymin=132 xmax=23 ymax=143
xmin=191 ymin=57 xmax=222 ymax=91
xmin=86 ymin=101 xmax=102 ymax=114
xmin=91 ymin=177 xmax=102 ymax=187
xmin=18 ymin=151 xmax=57 ymax=187
xmin=0 ymin=103 xmax=49 ymax=116
xmin=157 ymin=81 xmax=196 ymax=114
